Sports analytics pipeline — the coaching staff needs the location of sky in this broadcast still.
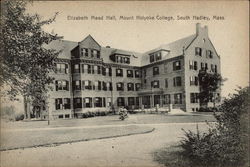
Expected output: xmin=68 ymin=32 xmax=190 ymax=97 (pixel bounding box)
xmin=11 ymin=1 xmax=246 ymax=100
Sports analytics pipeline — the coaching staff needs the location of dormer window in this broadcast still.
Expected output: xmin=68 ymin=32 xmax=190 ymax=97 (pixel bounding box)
xmin=149 ymin=51 xmax=162 ymax=63
xmin=150 ymin=54 xmax=154 ymax=63
xmin=115 ymin=55 xmax=130 ymax=64
xmin=156 ymin=52 xmax=162 ymax=61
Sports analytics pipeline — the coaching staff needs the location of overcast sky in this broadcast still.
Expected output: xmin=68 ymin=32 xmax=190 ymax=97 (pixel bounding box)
xmin=25 ymin=1 xmax=249 ymax=98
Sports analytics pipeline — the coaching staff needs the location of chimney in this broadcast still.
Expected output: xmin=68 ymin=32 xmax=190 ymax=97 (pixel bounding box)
xmin=196 ymin=23 xmax=201 ymax=35
xmin=196 ymin=23 xmax=208 ymax=37
xmin=204 ymin=25 xmax=208 ymax=35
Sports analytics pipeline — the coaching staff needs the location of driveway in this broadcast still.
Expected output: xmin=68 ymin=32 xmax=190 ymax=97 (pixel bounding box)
xmin=1 ymin=122 xmax=210 ymax=167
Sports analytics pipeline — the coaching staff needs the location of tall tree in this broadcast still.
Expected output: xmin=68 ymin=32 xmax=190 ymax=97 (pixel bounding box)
xmin=0 ymin=1 xmax=62 ymax=118
xmin=198 ymin=69 xmax=223 ymax=108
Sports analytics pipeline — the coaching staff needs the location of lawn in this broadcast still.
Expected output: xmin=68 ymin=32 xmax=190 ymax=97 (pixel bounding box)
xmin=1 ymin=113 xmax=216 ymax=130
xmin=1 ymin=113 xmax=216 ymax=151
xmin=1 ymin=125 xmax=154 ymax=151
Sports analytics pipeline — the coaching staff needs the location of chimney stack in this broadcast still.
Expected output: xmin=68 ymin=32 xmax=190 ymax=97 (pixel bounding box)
xmin=196 ymin=23 xmax=201 ymax=35
xmin=196 ymin=23 xmax=208 ymax=37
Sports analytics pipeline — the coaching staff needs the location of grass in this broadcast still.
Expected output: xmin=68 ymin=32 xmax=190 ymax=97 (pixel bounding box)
xmin=1 ymin=125 xmax=154 ymax=151
xmin=153 ymin=144 xmax=190 ymax=167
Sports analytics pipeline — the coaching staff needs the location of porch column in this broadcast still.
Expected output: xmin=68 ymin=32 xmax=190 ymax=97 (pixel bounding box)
xmin=151 ymin=95 xmax=154 ymax=108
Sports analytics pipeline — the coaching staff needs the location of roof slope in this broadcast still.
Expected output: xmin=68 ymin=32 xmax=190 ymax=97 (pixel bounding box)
xmin=141 ymin=34 xmax=197 ymax=66
xmin=45 ymin=40 xmax=78 ymax=59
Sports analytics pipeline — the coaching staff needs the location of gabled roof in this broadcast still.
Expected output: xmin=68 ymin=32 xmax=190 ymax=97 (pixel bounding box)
xmin=79 ymin=34 xmax=101 ymax=47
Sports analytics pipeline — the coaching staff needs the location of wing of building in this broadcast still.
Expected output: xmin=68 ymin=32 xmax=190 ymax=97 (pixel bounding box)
xmin=40 ymin=23 xmax=221 ymax=119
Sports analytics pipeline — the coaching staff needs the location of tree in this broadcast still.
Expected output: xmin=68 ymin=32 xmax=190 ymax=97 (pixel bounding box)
xmin=198 ymin=70 xmax=223 ymax=108
xmin=0 ymin=1 xmax=62 ymax=118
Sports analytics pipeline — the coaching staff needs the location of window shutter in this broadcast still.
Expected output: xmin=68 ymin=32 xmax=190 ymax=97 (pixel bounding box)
xmin=55 ymin=81 xmax=58 ymax=91
xmin=65 ymin=64 xmax=69 ymax=73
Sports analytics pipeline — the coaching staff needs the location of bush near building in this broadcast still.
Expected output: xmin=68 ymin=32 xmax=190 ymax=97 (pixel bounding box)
xmin=180 ymin=87 xmax=249 ymax=167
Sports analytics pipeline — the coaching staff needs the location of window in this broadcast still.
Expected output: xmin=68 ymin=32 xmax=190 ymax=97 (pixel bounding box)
xmin=190 ymin=76 xmax=198 ymax=86
xmin=127 ymin=70 xmax=133 ymax=77
xmin=150 ymin=54 xmax=154 ymax=63
xmin=102 ymin=66 xmax=106 ymax=76
xmin=107 ymin=82 xmax=113 ymax=91
xmin=116 ymin=69 xmax=123 ymax=77
xmin=155 ymin=52 xmax=162 ymax=61
xmin=128 ymin=97 xmax=135 ymax=106
xmin=205 ymin=63 xmax=208 ymax=70
xmin=56 ymin=63 xmax=69 ymax=74
xmin=135 ymin=70 xmax=140 ymax=78
xmin=149 ymin=52 xmax=161 ymax=63
xmin=73 ymin=98 xmax=82 ymax=109
xmin=174 ymin=93 xmax=182 ymax=104
xmin=93 ymin=65 xmax=98 ymax=74
xmin=107 ymin=97 xmax=112 ymax=107
xmin=190 ymin=93 xmax=199 ymax=103
xmin=135 ymin=83 xmax=141 ymax=91
xmin=116 ymin=82 xmax=124 ymax=91
xmin=211 ymin=64 xmax=215 ymax=72
xmin=97 ymin=66 xmax=102 ymax=74
xmin=83 ymin=80 xmax=92 ymax=90
xmin=135 ymin=97 xmax=139 ymax=107
xmin=81 ymin=48 xmax=88 ymax=57
xmin=127 ymin=83 xmax=134 ymax=91
xmin=109 ymin=67 xmax=112 ymax=76
xmin=124 ymin=57 xmax=130 ymax=64
xmin=116 ymin=56 xmax=130 ymax=64
xmin=55 ymin=80 xmax=69 ymax=91
xmin=84 ymin=97 xmax=92 ymax=108
xmin=173 ymin=61 xmax=181 ymax=71
xmin=195 ymin=47 xmax=202 ymax=56
xmin=189 ymin=61 xmax=198 ymax=70
xmin=153 ymin=67 xmax=159 ymax=75
xmin=91 ymin=50 xmax=95 ymax=57
xmin=201 ymin=62 xmax=205 ymax=70
xmin=73 ymin=80 xmax=81 ymax=90
xmin=94 ymin=97 xmax=103 ymax=107
xmin=163 ymin=94 xmax=171 ymax=104
xmin=151 ymin=80 xmax=160 ymax=88
xmin=165 ymin=79 xmax=168 ymax=88
xmin=97 ymin=50 xmax=100 ymax=58
xmin=206 ymin=50 xmax=213 ymax=58
xmin=173 ymin=77 xmax=182 ymax=87
xmin=102 ymin=82 xmax=107 ymax=91
xmin=55 ymin=98 xmax=63 ymax=110
xmin=74 ymin=64 xmax=80 ymax=73
xmin=64 ymin=98 xmax=71 ymax=109
xmin=215 ymin=65 xmax=218 ymax=73
xmin=117 ymin=97 xmax=125 ymax=107
xmin=98 ymin=81 xmax=102 ymax=90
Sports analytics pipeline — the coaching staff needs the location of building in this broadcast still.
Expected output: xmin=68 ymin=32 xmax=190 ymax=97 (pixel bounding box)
xmin=44 ymin=23 xmax=221 ymax=119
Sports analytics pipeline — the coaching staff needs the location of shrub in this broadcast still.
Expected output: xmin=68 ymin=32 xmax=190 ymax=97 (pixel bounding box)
xmin=180 ymin=87 xmax=249 ymax=167
xmin=199 ymin=107 xmax=218 ymax=112
xmin=15 ymin=113 xmax=24 ymax=121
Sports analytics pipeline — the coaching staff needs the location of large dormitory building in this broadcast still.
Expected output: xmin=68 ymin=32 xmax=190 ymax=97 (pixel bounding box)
xmin=45 ymin=23 xmax=221 ymax=119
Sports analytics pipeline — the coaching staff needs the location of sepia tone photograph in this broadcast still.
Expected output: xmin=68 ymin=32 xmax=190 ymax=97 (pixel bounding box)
xmin=0 ymin=1 xmax=249 ymax=167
